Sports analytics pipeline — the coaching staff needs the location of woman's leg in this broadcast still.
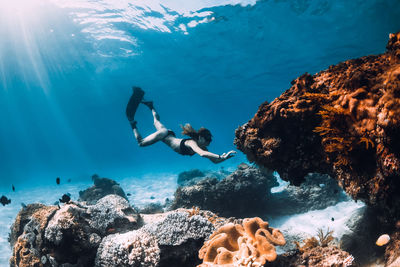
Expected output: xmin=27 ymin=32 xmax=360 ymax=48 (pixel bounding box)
xmin=130 ymin=103 xmax=168 ymax=147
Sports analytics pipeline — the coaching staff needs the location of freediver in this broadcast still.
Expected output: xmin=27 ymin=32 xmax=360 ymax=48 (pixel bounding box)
xmin=126 ymin=87 xmax=236 ymax=163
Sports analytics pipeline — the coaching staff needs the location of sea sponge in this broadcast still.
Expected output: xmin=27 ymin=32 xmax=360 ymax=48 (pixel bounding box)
xmin=198 ymin=217 xmax=285 ymax=266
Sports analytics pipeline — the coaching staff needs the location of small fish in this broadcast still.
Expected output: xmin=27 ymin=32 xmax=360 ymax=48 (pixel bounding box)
xmin=12 ymin=185 xmax=15 ymax=192
xmin=67 ymin=178 xmax=71 ymax=183
xmin=376 ymin=234 xmax=390 ymax=246
xmin=331 ymin=217 xmax=334 ymax=221
xmin=150 ymin=196 xmax=155 ymax=199
xmin=127 ymin=193 xmax=131 ymax=196
xmin=106 ymin=228 xmax=116 ymax=234
xmin=59 ymin=193 xmax=71 ymax=204
xmin=56 ymin=177 xmax=60 ymax=185
xmin=0 ymin=195 xmax=11 ymax=206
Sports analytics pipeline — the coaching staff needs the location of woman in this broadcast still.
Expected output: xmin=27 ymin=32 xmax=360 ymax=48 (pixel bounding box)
xmin=126 ymin=87 xmax=236 ymax=163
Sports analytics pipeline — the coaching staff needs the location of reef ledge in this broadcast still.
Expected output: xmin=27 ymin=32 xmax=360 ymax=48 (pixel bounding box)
xmin=235 ymin=32 xmax=400 ymax=223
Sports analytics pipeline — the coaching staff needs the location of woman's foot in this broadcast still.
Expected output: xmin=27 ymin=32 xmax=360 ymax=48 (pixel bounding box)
xmin=141 ymin=100 xmax=154 ymax=110
xmin=129 ymin=120 xmax=137 ymax=129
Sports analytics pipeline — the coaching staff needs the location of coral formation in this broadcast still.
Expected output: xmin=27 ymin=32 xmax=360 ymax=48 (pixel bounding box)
xmin=385 ymin=231 xmax=400 ymax=267
xmin=198 ymin=217 xmax=285 ymax=266
xmin=295 ymin=228 xmax=335 ymax=255
xmin=10 ymin=204 xmax=58 ymax=267
xmin=235 ymin=32 xmax=400 ymax=222
xmin=300 ymin=246 xmax=355 ymax=267
xmin=79 ymin=174 xmax=128 ymax=204
xmin=9 ymin=190 xmax=214 ymax=267
xmin=95 ymin=230 xmax=160 ymax=267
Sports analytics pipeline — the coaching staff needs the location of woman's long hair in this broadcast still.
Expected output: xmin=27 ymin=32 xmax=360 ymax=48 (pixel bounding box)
xmin=181 ymin=123 xmax=212 ymax=143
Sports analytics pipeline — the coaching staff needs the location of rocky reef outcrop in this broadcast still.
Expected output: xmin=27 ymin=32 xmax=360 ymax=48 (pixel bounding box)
xmin=95 ymin=210 xmax=215 ymax=267
xmin=177 ymin=168 xmax=231 ymax=186
xmin=9 ymin=187 xmax=362 ymax=267
xmin=235 ymin=32 xmax=400 ymax=223
xmin=10 ymin=195 xmax=141 ymax=267
xmin=79 ymin=174 xmax=128 ymax=204
xmin=9 ymin=193 xmax=216 ymax=267
xmin=170 ymin=163 xmax=278 ymax=217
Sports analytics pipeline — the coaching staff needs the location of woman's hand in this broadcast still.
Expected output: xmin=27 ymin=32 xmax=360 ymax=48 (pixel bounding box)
xmin=220 ymin=150 xmax=236 ymax=160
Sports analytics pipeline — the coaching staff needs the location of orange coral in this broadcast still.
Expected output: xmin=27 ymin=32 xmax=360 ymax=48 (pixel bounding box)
xmin=198 ymin=217 xmax=285 ymax=266
xmin=235 ymin=31 xmax=400 ymax=223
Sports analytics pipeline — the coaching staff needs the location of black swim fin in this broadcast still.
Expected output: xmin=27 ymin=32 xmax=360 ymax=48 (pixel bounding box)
xmin=126 ymin=86 xmax=145 ymax=121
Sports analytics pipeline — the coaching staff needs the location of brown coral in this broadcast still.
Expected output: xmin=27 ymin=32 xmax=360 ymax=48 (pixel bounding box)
xmin=235 ymin=32 xmax=400 ymax=222
xmin=198 ymin=217 xmax=285 ymax=266
xmin=10 ymin=204 xmax=58 ymax=267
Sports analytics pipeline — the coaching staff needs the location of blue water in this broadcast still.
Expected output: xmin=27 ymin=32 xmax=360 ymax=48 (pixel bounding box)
xmin=0 ymin=0 xmax=400 ymax=189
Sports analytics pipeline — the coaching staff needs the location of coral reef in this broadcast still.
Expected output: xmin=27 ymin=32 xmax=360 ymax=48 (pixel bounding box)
xmin=141 ymin=211 xmax=215 ymax=267
xmin=96 ymin=230 xmax=160 ymax=267
xmin=269 ymin=228 xmax=356 ymax=267
xmin=10 ymin=195 xmax=141 ymax=267
xmin=234 ymin=32 xmax=400 ymax=222
xmin=385 ymin=230 xmax=400 ymax=267
xmin=9 ymin=204 xmax=58 ymax=267
xmin=79 ymin=174 xmax=128 ymax=204
xmin=198 ymin=217 xmax=285 ymax=266
xmin=170 ymin=163 xmax=278 ymax=217
xmin=299 ymin=246 xmax=355 ymax=267
xmin=9 ymin=191 xmax=215 ymax=267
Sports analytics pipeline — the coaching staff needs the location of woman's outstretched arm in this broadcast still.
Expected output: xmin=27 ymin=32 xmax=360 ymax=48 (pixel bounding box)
xmin=186 ymin=140 xmax=236 ymax=163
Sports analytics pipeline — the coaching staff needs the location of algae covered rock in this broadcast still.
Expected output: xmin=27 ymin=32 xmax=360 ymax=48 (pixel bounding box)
xmin=79 ymin=174 xmax=128 ymax=205
xmin=96 ymin=210 xmax=215 ymax=267
xmin=10 ymin=204 xmax=58 ymax=267
xmin=95 ymin=230 xmax=160 ymax=267
xmin=171 ymin=163 xmax=277 ymax=217
xmin=235 ymin=32 xmax=400 ymax=223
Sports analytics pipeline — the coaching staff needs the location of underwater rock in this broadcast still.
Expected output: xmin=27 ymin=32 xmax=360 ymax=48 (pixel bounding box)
xmin=142 ymin=211 xmax=215 ymax=267
xmin=139 ymin=202 xmax=164 ymax=214
xmin=170 ymin=163 xmax=278 ymax=217
xmin=10 ymin=195 xmax=140 ymax=267
xmin=9 ymin=196 xmax=218 ymax=267
xmin=96 ymin=210 xmax=215 ymax=267
xmin=177 ymin=169 xmax=205 ymax=186
xmin=87 ymin=195 xmax=141 ymax=235
xmin=235 ymin=32 xmax=400 ymax=223
xmin=300 ymin=246 xmax=355 ymax=267
xmin=10 ymin=204 xmax=58 ymax=267
xmin=79 ymin=175 xmax=128 ymax=205
xmin=385 ymin=231 xmax=400 ymax=267
xmin=340 ymin=205 xmax=384 ymax=266
xmin=177 ymin=168 xmax=231 ymax=186
xmin=95 ymin=230 xmax=160 ymax=267
xmin=96 ymin=230 xmax=160 ymax=267
xmin=267 ymin=173 xmax=349 ymax=216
